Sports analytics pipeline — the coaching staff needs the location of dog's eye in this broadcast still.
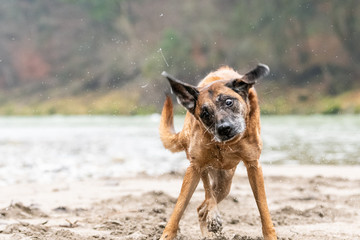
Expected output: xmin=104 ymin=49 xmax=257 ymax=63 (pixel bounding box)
xmin=201 ymin=109 xmax=210 ymax=119
xmin=225 ymin=99 xmax=233 ymax=107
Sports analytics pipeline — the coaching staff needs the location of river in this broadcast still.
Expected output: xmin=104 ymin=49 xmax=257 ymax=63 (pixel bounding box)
xmin=0 ymin=115 xmax=359 ymax=185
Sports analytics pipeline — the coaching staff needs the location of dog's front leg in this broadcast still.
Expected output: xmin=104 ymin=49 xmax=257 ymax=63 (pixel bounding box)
xmin=160 ymin=165 xmax=201 ymax=240
xmin=245 ymin=161 xmax=277 ymax=240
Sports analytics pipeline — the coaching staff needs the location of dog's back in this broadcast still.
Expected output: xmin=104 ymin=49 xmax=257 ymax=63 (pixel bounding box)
xmin=198 ymin=66 xmax=243 ymax=87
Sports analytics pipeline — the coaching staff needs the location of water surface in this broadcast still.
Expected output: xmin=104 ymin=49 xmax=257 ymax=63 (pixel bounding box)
xmin=0 ymin=115 xmax=359 ymax=185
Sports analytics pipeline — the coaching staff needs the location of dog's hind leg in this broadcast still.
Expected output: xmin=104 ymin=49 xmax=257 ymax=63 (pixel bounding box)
xmin=197 ymin=167 xmax=236 ymax=237
xmin=211 ymin=167 xmax=236 ymax=203
xmin=197 ymin=169 xmax=220 ymax=237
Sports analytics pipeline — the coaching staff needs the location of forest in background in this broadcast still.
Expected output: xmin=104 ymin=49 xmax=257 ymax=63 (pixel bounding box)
xmin=0 ymin=0 xmax=359 ymax=115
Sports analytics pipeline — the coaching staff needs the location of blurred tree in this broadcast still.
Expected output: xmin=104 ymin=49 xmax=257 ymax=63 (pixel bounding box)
xmin=0 ymin=0 xmax=359 ymax=114
xmin=331 ymin=0 xmax=360 ymax=64
xmin=65 ymin=0 xmax=120 ymax=29
xmin=158 ymin=29 xmax=194 ymax=80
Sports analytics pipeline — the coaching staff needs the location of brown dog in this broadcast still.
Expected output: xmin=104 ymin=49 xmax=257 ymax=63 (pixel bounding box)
xmin=159 ymin=64 xmax=276 ymax=240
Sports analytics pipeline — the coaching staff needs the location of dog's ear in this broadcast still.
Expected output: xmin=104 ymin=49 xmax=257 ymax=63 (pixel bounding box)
xmin=242 ymin=63 xmax=270 ymax=84
xmin=226 ymin=64 xmax=270 ymax=94
xmin=162 ymin=71 xmax=199 ymax=114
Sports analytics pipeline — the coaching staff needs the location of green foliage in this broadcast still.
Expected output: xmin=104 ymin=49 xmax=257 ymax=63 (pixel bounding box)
xmin=158 ymin=29 xmax=195 ymax=79
xmin=355 ymin=105 xmax=360 ymax=114
xmin=65 ymin=0 xmax=120 ymax=27
xmin=142 ymin=28 xmax=195 ymax=88
xmin=322 ymin=104 xmax=341 ymax=115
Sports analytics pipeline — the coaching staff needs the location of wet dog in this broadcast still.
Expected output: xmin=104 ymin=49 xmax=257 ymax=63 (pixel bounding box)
xmin=159 ymin=64 xmax=276 ymax=240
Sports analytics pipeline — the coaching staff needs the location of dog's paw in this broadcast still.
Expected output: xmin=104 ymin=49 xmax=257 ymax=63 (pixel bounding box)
xmin=207 ymin=210 xmax=223 ymax=233
xmin=264 ymin=235 xmax=277 ymax=240
xmin=160 ymin=229 xmax=177 ymax=240
xmin=159 ymin=233 xmax=176 ymax=240
xmin=197 ymin=199 xmax=223 ymax=236
xmin=263 ymin=226 xmax=277 ymax=240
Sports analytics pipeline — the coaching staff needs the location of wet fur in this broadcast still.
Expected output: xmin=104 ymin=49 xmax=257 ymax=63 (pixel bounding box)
xmin=159 ymin=66 xmax=277 ymax=240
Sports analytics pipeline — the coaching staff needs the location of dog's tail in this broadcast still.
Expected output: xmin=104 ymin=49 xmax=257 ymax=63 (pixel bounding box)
xmin=159 ymin=95 xmax=184 ymax=153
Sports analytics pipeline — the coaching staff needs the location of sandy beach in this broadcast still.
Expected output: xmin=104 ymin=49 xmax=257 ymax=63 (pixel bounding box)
xmin=1 ymin=165 xmax=360 ymax=240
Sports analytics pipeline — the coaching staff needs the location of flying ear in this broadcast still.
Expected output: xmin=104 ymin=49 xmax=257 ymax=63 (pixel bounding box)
xmin=226 ymin=63 xmax=270 ymax=93
xmin=242 ymin=63 xmax=270 ymax=84
xmin=162 ymin=71 xmax=199 ymax=114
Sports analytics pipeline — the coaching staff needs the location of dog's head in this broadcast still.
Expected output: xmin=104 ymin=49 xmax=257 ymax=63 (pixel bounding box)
xmin=163 ymin=64 xmax=269 ymax=142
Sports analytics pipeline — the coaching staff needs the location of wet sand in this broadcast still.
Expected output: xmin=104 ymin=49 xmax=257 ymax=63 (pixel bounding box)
xmin=1 ymin=165 xmax=360 ymax=240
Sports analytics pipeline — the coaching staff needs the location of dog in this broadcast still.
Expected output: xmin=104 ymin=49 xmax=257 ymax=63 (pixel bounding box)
xmin=159 ymin=64 xmax=277 ymax=240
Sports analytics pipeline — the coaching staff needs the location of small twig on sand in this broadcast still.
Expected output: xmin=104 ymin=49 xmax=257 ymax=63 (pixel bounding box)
xmin=41 ymin=220 xmax=48 ymax=225
xmin=60 ymin=219 xmax=79 ymax=228
xmin=16 ymin=220 xmax=29 ymax=226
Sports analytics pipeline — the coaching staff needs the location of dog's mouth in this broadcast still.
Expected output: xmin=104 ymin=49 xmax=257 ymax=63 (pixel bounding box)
xmin=216 ymin=132 xmax=237 ymax=142
xmin=215 ymin=123 xmax=245 ymax=143
xmin=215 ymin=125 xmax=245 ymax=143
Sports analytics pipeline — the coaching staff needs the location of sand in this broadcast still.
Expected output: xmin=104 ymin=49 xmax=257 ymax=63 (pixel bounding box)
xmin=1 ymin=165 xmax=360 ymax=240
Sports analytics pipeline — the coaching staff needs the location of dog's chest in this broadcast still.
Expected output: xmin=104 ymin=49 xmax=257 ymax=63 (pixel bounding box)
xmin=188 ymin=143 xmax=243 ymax=170
xmin=213 ymin=146 xmax=244 ymax=169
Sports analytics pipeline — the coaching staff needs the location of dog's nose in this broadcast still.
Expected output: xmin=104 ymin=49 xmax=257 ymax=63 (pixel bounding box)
xmin=217 ymin=123 xmax=232 ymax=136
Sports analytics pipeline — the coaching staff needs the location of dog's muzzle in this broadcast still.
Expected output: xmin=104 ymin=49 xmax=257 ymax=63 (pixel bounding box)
xmin=215 ymin=117 xmax=246 ymax=142
xmin=216 ymin=122 xmax=238 ymax=142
